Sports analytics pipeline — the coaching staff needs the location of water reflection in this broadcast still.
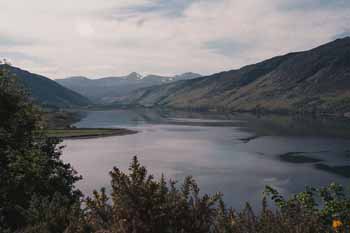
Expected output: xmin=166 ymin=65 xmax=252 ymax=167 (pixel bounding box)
xmin=62 ymin=108 xmax=350 ymax=209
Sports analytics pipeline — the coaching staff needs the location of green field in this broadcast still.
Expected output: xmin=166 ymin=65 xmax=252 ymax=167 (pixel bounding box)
xmin=46 ymin=128 xmax=137 ymax=139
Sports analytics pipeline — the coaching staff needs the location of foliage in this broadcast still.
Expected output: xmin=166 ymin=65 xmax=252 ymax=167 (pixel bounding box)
xmin=83 ymin=156 xmax=222 ymax=233
xmin=0 ymin=64 xmax=82 ymax=232
xmin=81 ymin=156 xmax=350 ymax=233
xmin=20 ymin=193 xmax=85 ymax=233
xmin=1 ymin=61 xmax=349 ymax=232
xmin=265 ymin=183 xmax=350 ymax=232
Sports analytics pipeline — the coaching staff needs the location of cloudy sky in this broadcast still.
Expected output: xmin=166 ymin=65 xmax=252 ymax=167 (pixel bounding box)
xmin=0 ymin=0 xmax=349 ymax=79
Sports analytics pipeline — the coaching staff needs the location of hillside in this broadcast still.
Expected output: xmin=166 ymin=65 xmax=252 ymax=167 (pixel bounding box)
xmin=56 ymin=72 xmax=201 ymax=103
xmin=119 ymin=37 xmax=350 ymax=115
xmin=1 ymin=65 xmax=91 ymax=108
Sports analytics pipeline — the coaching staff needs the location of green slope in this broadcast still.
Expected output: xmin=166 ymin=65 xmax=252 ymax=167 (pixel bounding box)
xmin=1 ymin=65 xmax=91 ymax=108
xmin=119 ymin=37 xmax=350 ymax=115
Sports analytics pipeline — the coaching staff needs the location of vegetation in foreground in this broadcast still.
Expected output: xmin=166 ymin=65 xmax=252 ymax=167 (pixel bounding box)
xmin=0 ymin=63 xmax=82 ymax=232
xmin=1 ymin=64 xmax=350 ymax=233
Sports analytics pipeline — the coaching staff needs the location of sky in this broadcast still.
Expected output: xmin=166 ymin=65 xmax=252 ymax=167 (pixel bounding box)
xmin=0 ymin=0 xmax=349 ymax=79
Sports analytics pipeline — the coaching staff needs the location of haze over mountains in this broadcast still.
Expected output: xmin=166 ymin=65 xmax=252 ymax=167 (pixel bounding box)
xmin=117 ymin=37 xmax=350 ymax=115
xmin=3 ymin=37 xmax=350 ymax=115
xmin=56 ymin=72 xmax=201 ymax=103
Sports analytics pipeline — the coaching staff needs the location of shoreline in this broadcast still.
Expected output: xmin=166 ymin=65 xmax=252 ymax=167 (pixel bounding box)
xmin=65 ymin=105 xmax=350 ymax=121
xmin=46 ymin=128 xmax=138 ymax=139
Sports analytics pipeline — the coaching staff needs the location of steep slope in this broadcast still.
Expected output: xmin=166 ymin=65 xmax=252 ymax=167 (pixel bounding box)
xmin=119 ymin=37 xmax=350 ymax=115
xmin=1 ymin=65 xmax=91 ymax=108
xmin=56 ymin=72 xmax=201 ymax=103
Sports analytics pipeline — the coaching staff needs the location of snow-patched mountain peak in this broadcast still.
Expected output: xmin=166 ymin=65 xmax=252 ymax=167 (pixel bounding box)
xmin=126 ymin=72 xmax=143 ymax=80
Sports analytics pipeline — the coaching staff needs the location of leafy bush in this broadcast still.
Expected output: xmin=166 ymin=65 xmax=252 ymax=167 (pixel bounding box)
xmin=81 ymin=156 xmax=349 ymax=233
xmin=0 ymin=64 xmax=82 ymax=232
xmin=84 ymin=156 xmax=222 ymax=233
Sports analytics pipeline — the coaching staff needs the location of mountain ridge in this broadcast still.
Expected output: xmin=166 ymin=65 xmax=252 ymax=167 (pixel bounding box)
xmin=56 ymin=72 xmax=201 ymax=103
xmin=117 ymin=37 xmax=350 ymax=115
xmin=0 ymin=64 xmax=91 ymax=108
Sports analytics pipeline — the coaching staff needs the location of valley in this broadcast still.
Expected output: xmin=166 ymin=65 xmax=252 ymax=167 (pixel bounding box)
xmin=117 ymin=37 xmax=350 ymax=116
xmin=3 ymin=1 xmax=350 ymax=231
xmin=56 ymin=72 xmax=201 ymax=103
xmin=5 ymin=37 xmax=350 ymax=118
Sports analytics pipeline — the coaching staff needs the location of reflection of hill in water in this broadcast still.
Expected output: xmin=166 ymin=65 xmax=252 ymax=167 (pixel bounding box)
xmin=113 ymin=108 xmax=350 ymax=139
xmin=68 ymin=108 xmax=350 ymax=208
xmin=233 ymin=114 xmax=350 ymax=139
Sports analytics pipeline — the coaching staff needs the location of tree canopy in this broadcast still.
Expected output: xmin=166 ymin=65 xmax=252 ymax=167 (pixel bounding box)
xmin=0 ymin=64 xmax=81 ymax=232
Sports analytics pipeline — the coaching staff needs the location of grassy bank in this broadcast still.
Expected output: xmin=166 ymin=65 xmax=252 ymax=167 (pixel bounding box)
xmin=43 ymin=110 xmax=85 ymax=129
xmin=46 ymin=128 xmax=138 ymax=139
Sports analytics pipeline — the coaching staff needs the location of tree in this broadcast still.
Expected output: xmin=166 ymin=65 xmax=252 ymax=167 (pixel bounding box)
xmin=85 ymin=156 xmax=223 ymax=233
xmin=0 ymin=64 xmax=81 ymax=232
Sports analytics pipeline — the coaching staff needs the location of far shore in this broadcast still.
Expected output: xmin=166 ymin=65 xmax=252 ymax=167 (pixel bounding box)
xmin=63 ymin=105 xmax=350 ymax=121
xmin=46 ymin=128 xmax=138 ymax=139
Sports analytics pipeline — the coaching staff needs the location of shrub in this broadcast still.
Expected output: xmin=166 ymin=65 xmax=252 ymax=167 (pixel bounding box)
xmin=84 ymin=156 xmax=222 ymax=233
xmin=81 ymin=156 xmax=349 ymax=233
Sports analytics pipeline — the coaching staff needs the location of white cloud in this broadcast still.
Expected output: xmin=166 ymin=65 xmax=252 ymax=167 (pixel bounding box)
xmin=0 ymin=0 xmax=349 ymax=79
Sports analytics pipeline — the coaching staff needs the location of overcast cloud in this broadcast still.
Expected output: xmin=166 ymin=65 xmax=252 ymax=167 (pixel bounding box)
xmin=0 ymin=0 xmax=349 ymax=79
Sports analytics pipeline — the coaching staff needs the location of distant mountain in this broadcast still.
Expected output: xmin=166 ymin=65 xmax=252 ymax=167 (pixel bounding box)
xmin=1 ymin=65 xmax=91 ymax=108
xmin=56 ymin=72 xmax=201 ymax=103
xmin=119 ymin=37 xmax=350 ymax=116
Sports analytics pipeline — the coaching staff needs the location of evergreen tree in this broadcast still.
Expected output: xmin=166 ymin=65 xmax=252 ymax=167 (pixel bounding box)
xmin=0 ymin=63 xmax=81 ymax=232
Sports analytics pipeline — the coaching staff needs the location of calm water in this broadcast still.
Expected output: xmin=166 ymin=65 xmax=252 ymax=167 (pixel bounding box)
xmin=62 ymin=109 xmax=350 ymax=209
